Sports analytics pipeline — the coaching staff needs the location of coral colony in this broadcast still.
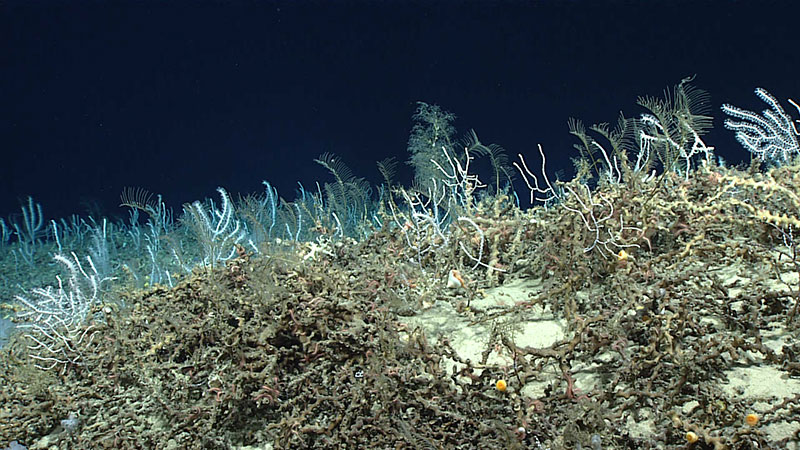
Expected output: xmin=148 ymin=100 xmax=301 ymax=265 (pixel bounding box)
xmin=2 ymin=80 xmax=800 ymax=448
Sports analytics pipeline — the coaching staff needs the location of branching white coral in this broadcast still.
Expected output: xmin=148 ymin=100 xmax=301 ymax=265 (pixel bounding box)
xmin=15 ymin=252 xmax=104 ymax=371
xmin=722 ymin=88 xmax=800 ymax=164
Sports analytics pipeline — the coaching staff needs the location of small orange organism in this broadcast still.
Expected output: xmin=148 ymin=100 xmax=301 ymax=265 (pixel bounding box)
xmin=745 ymin=413 xmax=759 ymax=426
xmin=685 ymin=431 xmax=699 ymax=443
xmin=496 ymin=379 xmax=507 ymax=392
xmin=446 ymin=269 xmax=466 ymax=289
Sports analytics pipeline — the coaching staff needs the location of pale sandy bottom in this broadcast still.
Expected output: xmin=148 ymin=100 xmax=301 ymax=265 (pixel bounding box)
xmin=400 ymin=279 xmax=800 ymax=447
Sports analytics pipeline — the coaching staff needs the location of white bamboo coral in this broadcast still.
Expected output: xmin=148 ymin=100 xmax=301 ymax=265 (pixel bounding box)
xmin=722 ymin=88 xmax=800 ymax=164
xmin=15 ymin=252 xmax=104 ymax=371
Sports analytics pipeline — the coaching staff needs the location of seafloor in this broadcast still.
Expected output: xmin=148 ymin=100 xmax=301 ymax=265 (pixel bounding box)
xmin=2 ymin=161 xmax=800 ymax=449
